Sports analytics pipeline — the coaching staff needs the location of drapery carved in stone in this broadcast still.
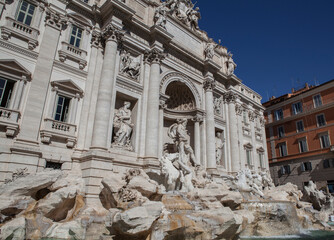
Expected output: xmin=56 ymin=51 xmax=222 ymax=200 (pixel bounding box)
xmin=165 ymin=81 xmax=196 ymax=111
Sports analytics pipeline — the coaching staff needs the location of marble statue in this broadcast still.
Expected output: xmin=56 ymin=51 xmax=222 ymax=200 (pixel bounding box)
xmin=204 ymin=41 xmax=217 ymax=60
xmin=168 ymin=118 xmax=200 ymax=168
xmin=120 ymin=51 xmax=141 ymax=80
xmin=226 ymin=52 xmax=237 ymax=76
xmin=215 ymin=132 xmax=224 ymax=165
xmin=112 ymin=101 xmax=134 ymax=150
xmin=154 ymin=4 xmax=168 ymax=29
xmin=213 ymin=96 xmax=223 ymax=115
xmin=187 ymin=7 xmax=200 ymax=30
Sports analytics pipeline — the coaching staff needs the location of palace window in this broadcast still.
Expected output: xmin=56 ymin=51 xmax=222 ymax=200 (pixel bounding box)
xmin=278 ymin=142 xmax=287 ymax=157
xmin=313 ymin=94 xmax=322 ymax=108
xmin=319 ymin=133 xmax=331 ymax=149
xmin=274 ymin=109 xmax=283 ymax=121
xmin=328 ymin=181 xmax=334 ymax=194
xmin=280 ymin=165 xmax=291 ymax=175
xmin=301 ymin=162 xmax=312 ymax=172
xmin=16 ymin=0 xmax=36 ymax=26
xmin=316 ymin=114 xmax=326 ymax=127
xmin=323 ymin=159 xmax=331 ymax=169
xmin=54 ymin=95 xmax=71 ymax=122
xmin=243 ymin=110 xmax=248 ymax=123
xmin=298 ymin=138 xmax=308 ymax=153
xmin=278 ymin=126 xmax=285 ymax=138
xmin=296 ymin=120 xmax=304 ymax=133
xmin=69 ymin=25 xmax=83 ymax=48
xmin=258 ymin=152 xmax=264 ymax=168
xmin=0 ymin=77 xmax=15 ymax=108
xmin=292 ymin=102 xmax=303 ymax=115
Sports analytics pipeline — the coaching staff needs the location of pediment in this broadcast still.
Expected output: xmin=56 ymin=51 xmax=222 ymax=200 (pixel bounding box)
xmin=68 ymin=12 xmax=92 ymax=27
xmin=51 ymin=79 xmax=83 ymax=96
xmin=0 ymin=59 xmax=31 ymax=79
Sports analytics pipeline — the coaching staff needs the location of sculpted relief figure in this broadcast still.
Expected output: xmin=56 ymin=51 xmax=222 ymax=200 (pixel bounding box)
xmin=120 ymin=51 xmax=141 ymax=81
xmin=187 ymin=7 xmax=200 ymax=30
xmin=112 ymin=101 xmax=134 ymax=151
xmin=215 ymin=132 xmax=224 ymax=166
xmin=204 ymin=41 xmax=217 ymax=60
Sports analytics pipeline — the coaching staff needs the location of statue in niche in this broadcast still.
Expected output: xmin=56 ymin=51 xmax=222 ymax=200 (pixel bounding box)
xmin=154 ymin=4 xmax=168 ymax=29
xmin=226 ymin=52 xmax=237 ymax=76
xmin=120 ymin=51 xmax=141 ymax=80
xmin=168 ymin=118 xmax=200 ymax=168
xmin=160 ymin=118 xmax=201 ymax=192
xmin=112 ymin=101 xmax=134 ymax=151
xmin=213 ymin=96 xmax=223 ymax=115
xmin=215 ymin=132 xmax=224 ymax=166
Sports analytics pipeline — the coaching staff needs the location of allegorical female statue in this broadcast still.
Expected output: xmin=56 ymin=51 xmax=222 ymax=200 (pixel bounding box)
xmin=112 ymin=101 xmax=134 ymax=151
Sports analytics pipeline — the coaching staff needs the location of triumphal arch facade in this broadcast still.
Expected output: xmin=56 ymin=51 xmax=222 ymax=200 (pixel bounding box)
xmin=0 ymin=0 xmax=268 ymax=204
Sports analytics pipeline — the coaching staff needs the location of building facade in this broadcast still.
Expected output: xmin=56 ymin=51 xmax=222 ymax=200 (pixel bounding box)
xmin=264 ymin=81 xmax=334 ymax=192
xmin=0 ymin=0 xmax=268 ymax=205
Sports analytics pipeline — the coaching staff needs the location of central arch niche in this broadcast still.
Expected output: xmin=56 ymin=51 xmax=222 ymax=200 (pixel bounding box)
xmin=165 ymin=81 xmax=196 ymax=111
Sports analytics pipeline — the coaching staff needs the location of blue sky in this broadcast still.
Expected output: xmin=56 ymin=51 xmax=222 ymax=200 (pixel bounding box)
xmin=196 ymin=0 xmax=334 ymax=102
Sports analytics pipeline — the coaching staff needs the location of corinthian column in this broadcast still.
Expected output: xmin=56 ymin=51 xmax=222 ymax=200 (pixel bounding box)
xmin=91 ymin=25 xmax=123 ymax=150
xmin=204 ymin=74 xmax=216 ymax=170
xmin=225 ymin=91 xmax=240 ymax=172
xmin=144 ymin=49 xmax=166 ymax=160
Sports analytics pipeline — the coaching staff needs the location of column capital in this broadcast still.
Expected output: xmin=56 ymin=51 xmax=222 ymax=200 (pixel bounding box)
xmin=223 ymin=91 xmax=237 ymax=103
xmin=102 ymin=24 xmax=124 ymax=43
xmin=144 ymin=49 xmax=166 ymax=64
xmin=203 ymin=78 xmax=216 ymax=92
xmin=192 ymin=115 xmax=204 ymax=123
xmin=45 ymin=8 xmax=67 ymax=31
xmin=91 ymin=31 xmax=103 ymax=48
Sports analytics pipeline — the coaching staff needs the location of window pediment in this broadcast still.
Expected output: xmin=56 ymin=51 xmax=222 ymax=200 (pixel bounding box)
xmin=0 ymin=59 xmax=31 ymax=80
xmin=244 ymin=143 xmax=253 ymax=149
xmin=51 ymin=79 xmax=83 ymax=97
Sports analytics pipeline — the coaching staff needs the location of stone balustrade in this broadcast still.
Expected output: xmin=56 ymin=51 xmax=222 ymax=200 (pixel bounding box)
xmin=1 ymin=16 xmax=39 ymax=49
xmin=0 ymin=107 xmax=20 ymax=137
xmin=58 ymin=41 xmax=87 ymax=69
xmin=40 ymin=118 xmax=77 ymax=148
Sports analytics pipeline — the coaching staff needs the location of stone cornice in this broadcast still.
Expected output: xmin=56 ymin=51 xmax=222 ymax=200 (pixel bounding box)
xmin=0 ymin=40 xmax=38 ymax=60
xmin=53 ymin=61 xmax=88 ymax=78
xmin=45 ymin=8 xmax=68 ymax=30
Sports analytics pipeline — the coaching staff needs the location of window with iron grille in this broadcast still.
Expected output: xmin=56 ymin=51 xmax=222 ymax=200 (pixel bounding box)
xmin=69 ymin=25 xmax=83 ymax=48
xmin=0 ymin=77 xmax=15 ymax=108
xmin=16 ymin=1 xmax=36 ymax=26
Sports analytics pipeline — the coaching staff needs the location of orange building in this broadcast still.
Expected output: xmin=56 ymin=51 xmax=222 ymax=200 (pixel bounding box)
xmin=263 ymin=80 xmax=334 ymax=192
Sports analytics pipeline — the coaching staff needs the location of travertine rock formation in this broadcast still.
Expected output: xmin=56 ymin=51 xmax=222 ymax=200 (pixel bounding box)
xmin=0 ymin=169 xmax=333 ymax=240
